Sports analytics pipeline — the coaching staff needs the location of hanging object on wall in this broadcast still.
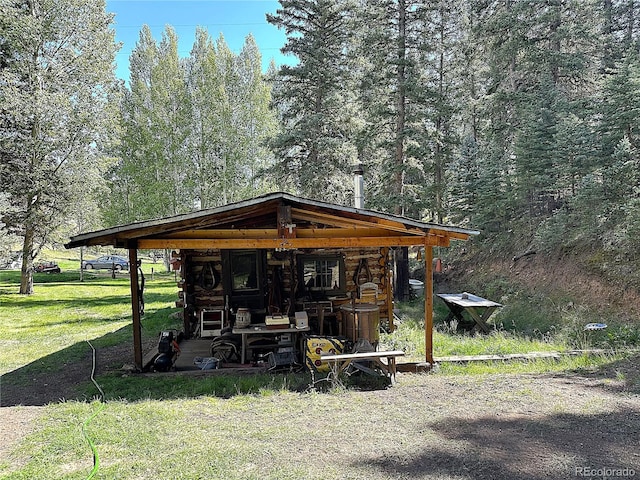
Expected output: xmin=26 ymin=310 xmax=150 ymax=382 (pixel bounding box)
xmin=268 ymin=265 xmax=284 ymax=315
xmin=353 ymin=256 xmax=372 ymax=286
xmin=198 ymin=262 xmax=221 ymax=291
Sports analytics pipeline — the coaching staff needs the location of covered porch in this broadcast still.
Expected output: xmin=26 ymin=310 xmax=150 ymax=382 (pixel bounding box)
xmin=66 ymin=192 xmax=478 ymax=371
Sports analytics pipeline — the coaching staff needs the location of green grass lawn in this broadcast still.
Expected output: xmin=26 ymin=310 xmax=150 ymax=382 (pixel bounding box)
xmin=1 ymin=267 xmax=637 ymax=479
xmin=0 ymin=268 xmax=179 ymax=375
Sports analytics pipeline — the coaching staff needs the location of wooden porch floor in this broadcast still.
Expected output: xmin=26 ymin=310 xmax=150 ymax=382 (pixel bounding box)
xmin=171 ymin=338 xmax=268 ymax=373
xmin=169 ymin=337 xmax=432 ymax=374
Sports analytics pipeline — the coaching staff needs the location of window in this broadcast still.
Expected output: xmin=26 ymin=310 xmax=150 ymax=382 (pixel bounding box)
xmin=230 ymin=250 xmax=260 ymax=292
xmin=299 ymin=254 xmax=345 ymax=295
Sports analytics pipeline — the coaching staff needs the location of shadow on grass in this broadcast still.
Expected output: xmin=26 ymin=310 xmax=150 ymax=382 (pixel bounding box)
xmin=556 ymin=353 xmax=640 ymax=395
xmin=0 ymin=323 xmax=392 ymax=407
xmin=0 ymin=307 xmax=176 ymax=407
xmin=352 ymin=409 xmax=639 ymax=480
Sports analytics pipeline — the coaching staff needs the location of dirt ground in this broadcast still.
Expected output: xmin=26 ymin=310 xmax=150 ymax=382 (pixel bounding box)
xmin=0 ymin=339 xmax=157 ymax=462
xmin=2 ymin=346 xmax=639 ymax=479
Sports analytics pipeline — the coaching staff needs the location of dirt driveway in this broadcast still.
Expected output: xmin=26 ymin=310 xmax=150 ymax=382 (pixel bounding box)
xmin=1 ymin=351 xmax=639 ymax=479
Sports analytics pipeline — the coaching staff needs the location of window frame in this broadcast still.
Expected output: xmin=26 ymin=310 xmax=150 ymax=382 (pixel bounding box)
xmin=298 ymin=253 xmax=346 ymax=297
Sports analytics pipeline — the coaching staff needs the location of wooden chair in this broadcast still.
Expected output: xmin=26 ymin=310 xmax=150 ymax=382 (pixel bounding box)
xmin=303 ymin=301 xmax=335 ymax=335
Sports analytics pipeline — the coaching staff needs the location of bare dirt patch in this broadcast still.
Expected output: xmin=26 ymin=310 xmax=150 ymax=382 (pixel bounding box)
xmin=0 ymin=340 xmax=152 ymax=407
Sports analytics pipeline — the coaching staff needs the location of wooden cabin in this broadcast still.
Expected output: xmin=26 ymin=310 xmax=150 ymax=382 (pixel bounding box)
xmin=66 ymin=192 xmax=478 ymax=370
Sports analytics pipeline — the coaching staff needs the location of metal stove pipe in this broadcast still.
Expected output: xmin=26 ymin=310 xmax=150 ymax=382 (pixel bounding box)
xmin=354 ymin=164 xmax=364 ymax=209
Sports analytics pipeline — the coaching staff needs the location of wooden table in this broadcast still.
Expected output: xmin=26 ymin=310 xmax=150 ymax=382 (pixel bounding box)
xmin=232 ymin=323 xmax=310 ymax=364
xmin=436 ymin=293 xmax=502 ymax=333
xmin=320 ymin=350 xmax=405 ymax=382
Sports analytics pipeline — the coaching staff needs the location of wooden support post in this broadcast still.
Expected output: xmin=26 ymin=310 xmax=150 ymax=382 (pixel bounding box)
xmin=383 ymin=247 xmax=395 ymax=332
xmin=129 ymin=247 xmax=143 ymax=371
xmin=277 ymin=205 xmax=295 ymax=238
xmin=424 ymin=244 xmax=434 ymax=364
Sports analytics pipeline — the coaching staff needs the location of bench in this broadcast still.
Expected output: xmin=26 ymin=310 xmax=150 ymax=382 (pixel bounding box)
xmin=320 ymin=350 xmax=405 ymax=383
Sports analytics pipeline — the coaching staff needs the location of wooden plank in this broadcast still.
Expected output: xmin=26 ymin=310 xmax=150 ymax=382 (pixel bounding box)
xmin=162 ymin=229 xmax=277 ymax=239
xmin=320 ymin=350 xmax=404 ymax=382
xmin=436 ymin=292 xmax=503 ymax=308
xmin=297 ymin=227 xmax=406 ymax=238
xmin=291 ymin=208 xmax=428 ymax=236
xmin=436 ymin=352 xmax=562 ymax=363
xmin=428 ymin=229 xmax=470 ymax=240
xmin=162 ymin=227 xmax=413 ymax=240
xmin=320 ymin=350 xmax=405 ymax=361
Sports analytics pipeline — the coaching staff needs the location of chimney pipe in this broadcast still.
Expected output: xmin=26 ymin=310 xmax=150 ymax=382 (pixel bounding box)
xmin=353 ymin=163 xmax=364 ymax=209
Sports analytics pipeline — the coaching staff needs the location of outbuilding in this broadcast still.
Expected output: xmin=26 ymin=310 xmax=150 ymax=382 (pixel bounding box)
xmin=66 ymin=192 xmax=477 ymax=370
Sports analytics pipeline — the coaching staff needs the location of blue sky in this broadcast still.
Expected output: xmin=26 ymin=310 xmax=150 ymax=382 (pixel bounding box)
xmin=105 ymin=0 xmax=294 ymax=81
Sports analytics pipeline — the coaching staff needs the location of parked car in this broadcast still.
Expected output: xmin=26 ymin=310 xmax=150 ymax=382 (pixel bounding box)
xmin=82 ymin=255 xmax=129 ymax=271
xmin=34 ymin=261 xmax=61 ymax=273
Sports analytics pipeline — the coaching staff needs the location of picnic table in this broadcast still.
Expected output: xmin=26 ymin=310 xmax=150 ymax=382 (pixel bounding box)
xmin=436 ymin=292 xmax=502 ymax=333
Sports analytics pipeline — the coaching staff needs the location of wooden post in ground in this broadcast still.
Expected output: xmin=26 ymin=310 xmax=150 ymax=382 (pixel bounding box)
xmin=424 ymin=243 xmax=434 ymax=364
xmin=128 ymin=247 xmax=143 ymax=370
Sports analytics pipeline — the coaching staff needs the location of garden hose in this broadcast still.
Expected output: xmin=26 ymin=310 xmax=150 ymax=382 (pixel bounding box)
xmin=83 ymin=341 xmax=105 ymax=480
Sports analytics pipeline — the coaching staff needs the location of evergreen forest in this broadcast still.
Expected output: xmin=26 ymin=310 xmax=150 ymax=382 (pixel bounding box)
xmin=1 ymin=0 xmax=639 ymax=298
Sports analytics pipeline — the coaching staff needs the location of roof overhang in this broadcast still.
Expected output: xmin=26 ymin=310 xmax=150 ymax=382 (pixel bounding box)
xmin=65 ymin=192 xmax=479 ymax=250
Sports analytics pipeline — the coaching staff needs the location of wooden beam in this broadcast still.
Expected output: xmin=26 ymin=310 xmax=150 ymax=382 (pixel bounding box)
xmin=291 ymin=208 xmax=427 ymax=236
xmin=162 ymin=229 xmax=278 ymax=239
xmin=136 ymin=235 xmax=451 ymax=250
xmin=424 ymin=243 xmax=434 ymax=365
xmin=428 ymin=229 xmax=470 ymax=241
xmin=159 ymin=227 xmax=409 ymax=239
xmin=296 ymin=227 xmax=406 ymax=238
xmin=128 ymin=248 xmax=143 ymax=371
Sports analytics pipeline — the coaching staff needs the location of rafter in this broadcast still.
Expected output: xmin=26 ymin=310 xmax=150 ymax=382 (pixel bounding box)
xmin=291 ymin=208 xmax=426 ymax=235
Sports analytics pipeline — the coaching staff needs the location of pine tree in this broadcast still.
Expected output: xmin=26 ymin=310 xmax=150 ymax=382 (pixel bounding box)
xmin=267 ymin=0 xmax=357 ymax=203
xmin=468 ymin=0 xmax=598 ymax=237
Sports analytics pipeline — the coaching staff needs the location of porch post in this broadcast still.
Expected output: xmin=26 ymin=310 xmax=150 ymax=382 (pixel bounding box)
xmin=128 ymin=247 xmax=143 ymax=370
xmin=424 ymin=243 xmax=434 ymax=364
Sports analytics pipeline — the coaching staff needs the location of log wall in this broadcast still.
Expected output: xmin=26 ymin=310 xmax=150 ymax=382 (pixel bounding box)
xmin=174 ymin=247 xmax=393 ymax=337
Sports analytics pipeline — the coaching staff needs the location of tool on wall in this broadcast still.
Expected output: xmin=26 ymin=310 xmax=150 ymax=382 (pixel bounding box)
xmin=137 ymin=260 xmax=145 ymax=316
xmin=198 ymin=261 xmax=221 ymax=291
xmin=353 ymin=256 xmax=372 ymax=286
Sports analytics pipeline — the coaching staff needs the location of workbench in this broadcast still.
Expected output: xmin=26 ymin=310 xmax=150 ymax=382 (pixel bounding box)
xmin=436 ymin=292 xmax=502 ymax=333
xmin=232 ymin=323 xmax=310 ymax=364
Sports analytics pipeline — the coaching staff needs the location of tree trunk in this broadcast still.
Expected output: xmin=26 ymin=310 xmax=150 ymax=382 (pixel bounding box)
xmin=392 ymin=1 xmax=410 ymax=300
xmin=394 ymin=246 xmax=410 ymax=301
xmin=394 ymin=0 xmax=407 ymax=212
xmin=19 ymin=223 xmax=35 ymax=295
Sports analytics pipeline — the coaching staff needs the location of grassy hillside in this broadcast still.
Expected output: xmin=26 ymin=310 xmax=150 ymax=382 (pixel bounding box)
xmin=427 ymin=241 xmax=640 ymax=352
